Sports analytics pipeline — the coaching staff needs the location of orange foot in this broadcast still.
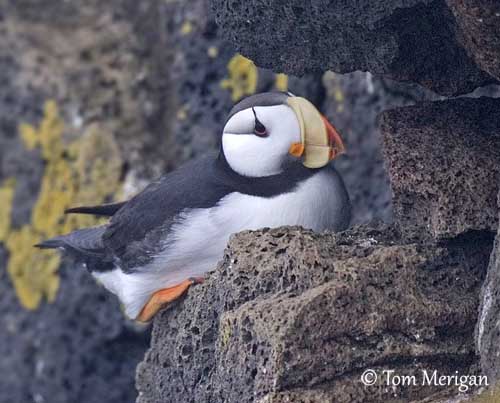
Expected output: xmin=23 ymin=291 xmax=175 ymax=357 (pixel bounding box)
xmin=137 ymin=277 xmax=204 ymax=323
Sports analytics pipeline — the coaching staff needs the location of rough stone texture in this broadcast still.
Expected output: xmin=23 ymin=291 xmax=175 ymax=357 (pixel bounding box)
xmin=464 ymin=385 xmax=500 ymax=403
xmin=0 ymin=1 xmax=172 ymax=402
xmin=211 ymin=0 xmax=498 ymax=96
xmin=136 ymin=225 xmax=492 ymax=403
xmin=447 ymin=0 xmax=500 ymax=82
xmin=381 ymin=97 xmax=500 ymax=241
xmin=2 ymin=0 xmax=175 ymax=180
xmin=323 ymin=72 xmax=441 ymax=224
xmin=477 ymin=191 xmax=500 ymax=384
xmin=0 ymin=253 xmax=148 ymax=403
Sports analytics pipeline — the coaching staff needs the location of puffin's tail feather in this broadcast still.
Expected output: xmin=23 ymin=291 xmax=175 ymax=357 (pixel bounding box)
xmin=65 ymin=201 xmax=126 ymax=217
xmin=35 ymin=239 xmax=66 ymax=249
xmin=34 ymin=226 xmax=107 ymax=258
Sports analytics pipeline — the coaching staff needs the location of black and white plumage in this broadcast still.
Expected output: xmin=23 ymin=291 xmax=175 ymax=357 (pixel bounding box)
xmin=37 ymin=92 xmax=351 ymax=320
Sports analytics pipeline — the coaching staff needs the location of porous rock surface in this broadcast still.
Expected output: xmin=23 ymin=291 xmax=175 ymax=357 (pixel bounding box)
xmin=477 ymin=192 xmax=500 ymax=384
xmin=323 ymin=72 xmax=441 ymax=225
xmin=211 ymin=0 xmax=498 ymax=96
xmin=136 ymin=225 xmax=492 ymax=403
xmin=447 ymin=0 xmax=500 ymax=82
xmin=380 ymin=97 xmax=500 ymax=241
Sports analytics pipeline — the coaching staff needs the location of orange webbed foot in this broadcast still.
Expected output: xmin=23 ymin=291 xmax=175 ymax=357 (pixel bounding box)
xmin=136 ymin=277 xmax=204 ymax=323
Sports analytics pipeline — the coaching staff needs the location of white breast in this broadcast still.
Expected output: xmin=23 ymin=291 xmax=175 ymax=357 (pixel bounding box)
xmin=93 ymin=168 xmax=350 ymax=319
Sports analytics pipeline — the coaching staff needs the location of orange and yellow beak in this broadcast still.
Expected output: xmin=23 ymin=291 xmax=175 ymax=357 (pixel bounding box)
xmin=287 ymin=96 xmax=345 ymax=168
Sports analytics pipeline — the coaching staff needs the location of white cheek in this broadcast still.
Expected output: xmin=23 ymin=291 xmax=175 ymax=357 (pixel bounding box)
xmin=222 ymin=135 xmax=285 ymax=177
xmin=222 ymin=105 xmax=301 ymax=177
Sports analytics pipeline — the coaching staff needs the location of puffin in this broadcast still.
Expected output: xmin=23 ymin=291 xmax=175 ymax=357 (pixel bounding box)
xmin=37 ymin=92 xmax=351 ymax=322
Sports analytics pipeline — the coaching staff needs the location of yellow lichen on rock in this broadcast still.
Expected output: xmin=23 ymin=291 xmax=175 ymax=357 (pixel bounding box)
xmin=0 ymin=178 xmax=16 ymax=240
xmin=219 ymin=316 xmax=232 ymax=349
xmin=180 ymin=21 xmax=193 ymax=35
xmin=5 ymin=226 xmax=61 ymax=310
xmin=274 ymin=73 xmax=289 ymax=92
xmin=176 ymin=105 xmax=189 ymax=121
xmin=63 ymin=124 xmax=122 ymax=232
xmin=19 ymin=123 xmax=38 ymax=150
xmin=1 ymin=100 xmax=123 ymax=310
xmin=32 ymin=158 xmax=76 ymax=237
xmin=220 ymin=54 xmax=258 ymax=101
xmin=468 ymin=385 xmax=500 ymax=403
xmin=207 ymin=46 xmax=218 ymax=59
xmin=20 ymin=100 xmax=64 ymax=159
xmin=323 ymin=71 xmax=345 ymax=113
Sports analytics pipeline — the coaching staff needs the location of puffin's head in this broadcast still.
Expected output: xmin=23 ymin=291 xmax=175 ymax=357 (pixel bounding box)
xmin=221 ymin=92 xmax=345 ymax=177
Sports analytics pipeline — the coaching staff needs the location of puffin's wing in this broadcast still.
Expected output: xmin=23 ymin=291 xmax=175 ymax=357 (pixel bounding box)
xmin=65 ymin=202 xmax=126 ymax=216
xmin=102 ymin=154 xmax=230 ymax=273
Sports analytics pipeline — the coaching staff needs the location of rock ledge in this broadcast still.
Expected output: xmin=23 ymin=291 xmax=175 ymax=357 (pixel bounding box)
xmin=136 ymin=225 xmax=492 ymax=403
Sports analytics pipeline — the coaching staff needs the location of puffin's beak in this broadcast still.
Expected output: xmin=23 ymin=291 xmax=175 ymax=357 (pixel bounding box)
xmin=287 ymin=97 xmax=345 ymax=168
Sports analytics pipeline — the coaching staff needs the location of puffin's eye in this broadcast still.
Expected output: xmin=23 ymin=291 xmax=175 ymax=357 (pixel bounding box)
xmin=252 ymin=108 xmax=268 ymax=137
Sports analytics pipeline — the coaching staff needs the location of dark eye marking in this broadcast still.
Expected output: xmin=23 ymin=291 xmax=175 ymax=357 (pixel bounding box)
xmin=252 ymin=108 xmax=268 ymax=137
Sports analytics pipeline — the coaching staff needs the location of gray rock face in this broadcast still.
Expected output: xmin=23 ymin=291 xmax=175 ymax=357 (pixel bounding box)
xmin=211 ymin=0 xmax=497 ymax=96
xmin=0 ymin=255 xmax=148 ymax=403
xmin=447 ymin=0 xmax=500 ymax=82
xmin=477 ymin=192 xmax=500 ymax=384
xmin=0 ymin=1 xmax=171 ymax=402
xmin=136 ymin=225 xmax=492 ymax=403
xmin=324 ymin=72 xmax=440 ymax=225
xmin=380 ymin=97 xmax=500 ymax=241
xmin=2 ymin=0 xmax=176 ymax=179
